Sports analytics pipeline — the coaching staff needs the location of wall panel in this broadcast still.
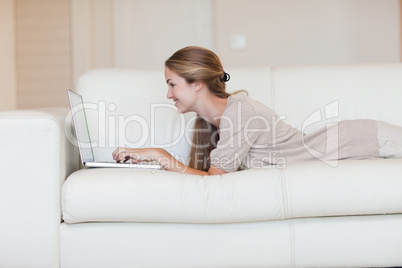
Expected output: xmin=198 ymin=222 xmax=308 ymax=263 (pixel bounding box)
xmin=113 ymin=0 xmax=214 ymax=69
xmin=70 ymin=0 xmax=115 ymax=87
xmin=15 ymin=0 xmax=71 ymax=109
xmin=0 ymin=0 xmax=16 ymax=111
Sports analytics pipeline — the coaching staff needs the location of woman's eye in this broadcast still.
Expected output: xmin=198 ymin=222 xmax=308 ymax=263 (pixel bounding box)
xmin=169 ymin=83 xmax=175 ymax=88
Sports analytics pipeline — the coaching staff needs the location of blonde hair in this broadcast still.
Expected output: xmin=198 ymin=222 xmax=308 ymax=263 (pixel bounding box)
xmin=165 ymin=46 xmax=234 ymax=171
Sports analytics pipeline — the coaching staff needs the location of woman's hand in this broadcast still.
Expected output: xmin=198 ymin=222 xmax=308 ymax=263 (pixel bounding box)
xmin=112 ymin=147 xmax=158 ymax=163
xmin=112 ymin=147 xmax=227 ymax=176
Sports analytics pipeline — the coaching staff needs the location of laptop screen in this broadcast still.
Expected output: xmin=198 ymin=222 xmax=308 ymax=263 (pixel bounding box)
xmin=68 ymin=90 xmax=95 ymax=164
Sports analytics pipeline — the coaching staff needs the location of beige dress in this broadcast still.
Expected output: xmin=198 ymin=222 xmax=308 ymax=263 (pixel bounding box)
xmin=210 ymin=94 xmax=380 ymax=172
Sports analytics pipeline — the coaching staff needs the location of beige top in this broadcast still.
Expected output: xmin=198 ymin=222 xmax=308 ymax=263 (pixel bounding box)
xmin=210 ymin=94 xmax=380 ymax=172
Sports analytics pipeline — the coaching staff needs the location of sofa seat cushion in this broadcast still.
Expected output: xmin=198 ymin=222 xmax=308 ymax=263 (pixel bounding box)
xmin=61 ymin=159 xmax=402 ymax=224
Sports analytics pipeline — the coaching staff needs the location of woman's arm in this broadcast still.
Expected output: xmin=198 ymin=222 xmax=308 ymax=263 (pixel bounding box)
xmin=112 ymin=147 xmax=227 ymax=176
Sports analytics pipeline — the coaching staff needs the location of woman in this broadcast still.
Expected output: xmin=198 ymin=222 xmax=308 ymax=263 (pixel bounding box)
xmin=112 ymin=46 xmax=402 ymax=175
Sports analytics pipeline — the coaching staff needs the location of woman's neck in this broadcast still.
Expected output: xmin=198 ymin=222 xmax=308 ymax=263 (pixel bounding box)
xmin=194 ymin=93 xmax=228 ymax=129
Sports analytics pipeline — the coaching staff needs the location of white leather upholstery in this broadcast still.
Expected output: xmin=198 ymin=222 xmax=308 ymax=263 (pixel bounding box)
xmin=62 ymin=159 xmax=402 ymax=224
xmin=273 ymin=64 xmax=402 ymax=132
xmin=60 ymin=221 xmax=292 ymax=268
xmin=60 ymin=215 xmax=402 ymax=268
xmin=62 ymin=168 xmax=284 ymax=224
xmin=0 ymin=109 xmax=79 ymax=268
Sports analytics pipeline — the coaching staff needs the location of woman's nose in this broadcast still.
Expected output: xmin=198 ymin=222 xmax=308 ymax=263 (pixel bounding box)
xmin=166 ymin=88 xmax=173 ymax=99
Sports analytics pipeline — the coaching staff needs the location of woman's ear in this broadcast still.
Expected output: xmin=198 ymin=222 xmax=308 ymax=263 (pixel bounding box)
xmin=193 ymin=81 xmax=204 ymax=92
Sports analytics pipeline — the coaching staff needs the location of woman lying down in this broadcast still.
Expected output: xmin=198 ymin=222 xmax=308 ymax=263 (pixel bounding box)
xmin=112 ymin=46 xmax=402 ymax=176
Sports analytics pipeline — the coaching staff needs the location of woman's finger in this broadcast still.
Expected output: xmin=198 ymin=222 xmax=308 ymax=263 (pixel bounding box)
xmin=112 ymin=147 xmax=122 ymax=159
xmin=113 ymin=147 xmax=128 ymax=161
xmin=116 ymin=151 xmax=129 ymax=162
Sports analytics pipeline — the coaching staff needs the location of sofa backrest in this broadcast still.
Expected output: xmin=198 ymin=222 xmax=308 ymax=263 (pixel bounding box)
xmin=273 ymin=64 xmax=402 ymax=133
xmin=76 ymin=67 xmax=271 ymax=163
xmin=76 ymin=64 xmax=402 ymax=163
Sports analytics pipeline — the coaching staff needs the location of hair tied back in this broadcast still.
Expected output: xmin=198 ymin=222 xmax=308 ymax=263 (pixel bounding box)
xmin=221 ymin=72 xmax=230 ymax=83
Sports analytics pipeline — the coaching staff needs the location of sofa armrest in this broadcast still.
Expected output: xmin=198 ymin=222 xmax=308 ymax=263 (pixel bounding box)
xmin=0 ymin=108 xmax=79 ymax=268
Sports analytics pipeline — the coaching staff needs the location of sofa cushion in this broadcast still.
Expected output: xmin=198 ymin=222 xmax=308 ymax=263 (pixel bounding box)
xmin=62 ymin=159 xmax=402 ymax=224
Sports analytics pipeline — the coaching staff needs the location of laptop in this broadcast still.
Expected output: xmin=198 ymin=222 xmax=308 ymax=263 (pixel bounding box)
xmin=68 ymin=90 xmax=163 ymax=170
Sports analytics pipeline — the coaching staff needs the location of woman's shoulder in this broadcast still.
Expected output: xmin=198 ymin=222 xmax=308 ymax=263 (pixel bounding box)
xmin=228 ymin=93 xmax=256 ymax=107
xmin=227 ymin=93 xmax=274 ymax=115
xmin=225 ymin=93 xmax=254 ymax=115
xmin=220 ymin=92 xmax=279 ymax=130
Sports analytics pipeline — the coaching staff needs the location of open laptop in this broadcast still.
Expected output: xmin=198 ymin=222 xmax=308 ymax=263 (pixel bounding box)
xmin=68 ymin=90 xmax=163 ymax=170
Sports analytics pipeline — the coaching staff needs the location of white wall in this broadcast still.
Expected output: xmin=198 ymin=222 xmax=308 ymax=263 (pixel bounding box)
xmin=71 ymin=0 xmax=213 ymax=87
xmin=1 ymin=0 xmax=400 ymax=110
xmin=0 ymin=0 xmax=16 ymax=111
xmin=71 ymin=0 xmax=401 ymax=87
xmin=214 ymin=0 xmax=401 ymax=67
xmin=71 ymin=0 xmax=115 ymax=87
xmin=113 ymin=0 xmax=214 ymax=68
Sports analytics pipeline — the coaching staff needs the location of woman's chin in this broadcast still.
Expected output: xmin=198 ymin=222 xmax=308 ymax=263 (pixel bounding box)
xmin=176 ymin=105 xmax=184 ymax=114
xmin=175 ymin=103 xmax=190 ymax=114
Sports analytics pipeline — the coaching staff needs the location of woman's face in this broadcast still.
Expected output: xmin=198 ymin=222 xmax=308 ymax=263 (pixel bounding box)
xmin=165 ymin=67 xmax=197 ymax=114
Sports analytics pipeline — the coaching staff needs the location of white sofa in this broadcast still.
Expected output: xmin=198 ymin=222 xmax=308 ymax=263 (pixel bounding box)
xmin=1 ymin=64 xmax=402 ymax=268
